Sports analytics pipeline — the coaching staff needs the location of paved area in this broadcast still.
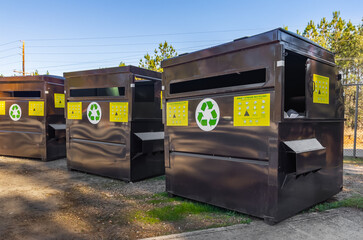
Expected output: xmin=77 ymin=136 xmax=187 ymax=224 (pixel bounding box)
xmin=344 ymin=149 xmax=363 ymax=157
xmin=142 ymin=208 xmax=363 ymax=240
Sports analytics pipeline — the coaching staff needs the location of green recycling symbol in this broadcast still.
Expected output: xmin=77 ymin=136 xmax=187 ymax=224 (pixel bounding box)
xmin=87 ymin=102 xmax=102 ymax=124
xmin=9 ymin=104 xmax=22 ymax=121
xmin=195 ymin=98 xmax=220 ymax=131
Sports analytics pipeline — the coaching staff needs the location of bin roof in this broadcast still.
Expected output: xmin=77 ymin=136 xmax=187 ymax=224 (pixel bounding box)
xmin=63 ymin=65 xmax=161 ymax=81
xmin=0 ymin=75 xmax=64 ymax=83
xmin=161 ymin=28 xmax=335 ymax=68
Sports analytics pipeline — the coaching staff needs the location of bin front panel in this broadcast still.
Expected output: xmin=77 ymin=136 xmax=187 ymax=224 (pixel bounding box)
xmin=166 ymin=90 xmax=277 ymax=160
xmin=68 ymin=100 xmax=129 ymax=144
xmin=167 ymin=152 xmax=269 ymax=217
xmin=68 ymin=138 xmax=129 ymax=179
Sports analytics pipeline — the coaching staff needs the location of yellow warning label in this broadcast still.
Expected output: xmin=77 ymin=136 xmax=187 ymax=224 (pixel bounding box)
xmin=67 ymin=102 xmax=82 ymax=119
xmin=160 ymin=91 xmax=163 ymax=109
xmin=313 ymin=74 xmax=329 ymax=104
xmin=234 ymin=94 xmax=270 ymax=126
xmin=0 ymin=101 xmax=5 ymax=115
xmin=167 ymin=101 xmax=188 ymax=126
xmin=110 ymin=102 xmax=128 ymax=122
xmin=54 ymin=93 xmax=65 ymax=108
xmin=29 ymin=101 xmax=44 ymax=116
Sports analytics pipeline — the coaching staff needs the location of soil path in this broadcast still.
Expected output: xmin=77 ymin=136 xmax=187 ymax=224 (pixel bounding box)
xmin=0 ymin=156 xmax=361 ymax=240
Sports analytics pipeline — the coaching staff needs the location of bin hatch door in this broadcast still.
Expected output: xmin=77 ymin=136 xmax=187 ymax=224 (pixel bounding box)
xmin=49 ymin=124 xmax=66 ymax=131
xmin=283 ymin=138 xmax=326 ymax=175
xmin=283 ymin=138 xmax=324 ymax=153
xmin=134 ymin=131 xmax=164 ymax=141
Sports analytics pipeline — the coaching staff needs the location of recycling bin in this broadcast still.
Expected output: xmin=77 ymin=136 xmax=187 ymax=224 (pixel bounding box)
xmin=161 ymin=28 xmax=344 ymax=224
xmin=0 ymin=75 xmax=66 ymax=161
xmin=64 ymin=66 xmax=164 ymax=182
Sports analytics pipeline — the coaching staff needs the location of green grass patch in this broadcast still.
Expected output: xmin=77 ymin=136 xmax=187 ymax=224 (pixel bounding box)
xmin=344 ymin=157 xmax=363 ymax=164
xmin=134 ymin=192 xmax=251 ymax=224
xmin=149 ymin=175 xmax=166 ymax=181
xmin=309 ymin=195 xmax=363 ymax=212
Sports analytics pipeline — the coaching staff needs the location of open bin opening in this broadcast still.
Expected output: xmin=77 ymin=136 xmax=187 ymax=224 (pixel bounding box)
xmin=284 ymin=50 xmax=307 ymax=118
xmin=170 ymin=68 xmax=266 ymax=94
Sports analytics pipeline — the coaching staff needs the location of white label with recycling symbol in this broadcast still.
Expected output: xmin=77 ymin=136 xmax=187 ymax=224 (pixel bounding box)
xmin=87 ymin=102 xmax=102 ymax=124
xmin=195 ymin=98 xmax=220 ymax=131
xmin=9 ymin=103 xmax=22 ymax=121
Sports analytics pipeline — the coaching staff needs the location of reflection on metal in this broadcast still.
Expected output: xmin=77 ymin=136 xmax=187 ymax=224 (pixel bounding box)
xmin=64 ymin=66 xmax=164 ymax=182
xmin=0 ymin=75 xmax=66 ymax=161
xmin=161 ymin=28 xmax=344 ymax=224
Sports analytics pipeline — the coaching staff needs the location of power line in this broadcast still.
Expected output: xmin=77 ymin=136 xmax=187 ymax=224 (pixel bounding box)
xmin=25 ymin=43 xmax=216 ymax=55
xmin=22 ymin=27 xmax=277 ymax=41
xmin=0 ymin=47 xmax=20 ymax=53
xmin=0 ymin=40 xmax=20 ymax=47
xmin=26 ymin=39 xmax=229 ymax=48
xmin=0 ymin=54 xmax=19 ymax=60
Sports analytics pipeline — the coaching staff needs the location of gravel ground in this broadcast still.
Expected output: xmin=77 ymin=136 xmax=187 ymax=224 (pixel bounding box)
xmin=0 ymin=156 xmax=361 ymax=240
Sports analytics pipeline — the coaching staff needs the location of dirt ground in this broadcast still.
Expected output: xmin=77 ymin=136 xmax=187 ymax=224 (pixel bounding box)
xmin=0 ymin=156 xmax=362 ymax=240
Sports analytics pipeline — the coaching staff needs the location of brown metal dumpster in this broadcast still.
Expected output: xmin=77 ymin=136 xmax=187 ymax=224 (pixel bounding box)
xmin=64 ymin=66 xmax=164 ymax=182
xmin=0 ymin=75 xmax=66 ymax=161
xmin=161 ymin=28 xmax=344 ymax=224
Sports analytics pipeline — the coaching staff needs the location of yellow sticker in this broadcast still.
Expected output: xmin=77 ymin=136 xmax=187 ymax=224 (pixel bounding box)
xmin=110 ymin=102 xmax=128 ymax=122
xmin=160 ymin=91 xmax=163 ymax=109
xmin=54 ymin=93 xmax=65 ymax=108
xmin=313 ymin=74 xmax=329 ymax=104
xmin=29 ymin=101 xmax=44 ymax=116
xmin=234 ymin=94 xmax=270 ymax=126
xmin=67 ymin=102 xmax=82 ymax=119
xmin=167 ymin=101 xmax=188 ymax=126
xmin=0 ymin=101 xmax=5 ymax=115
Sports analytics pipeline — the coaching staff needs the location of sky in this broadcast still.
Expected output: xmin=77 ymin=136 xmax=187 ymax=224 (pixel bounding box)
xmin=0 ymin=0 xmax=362 ymax=76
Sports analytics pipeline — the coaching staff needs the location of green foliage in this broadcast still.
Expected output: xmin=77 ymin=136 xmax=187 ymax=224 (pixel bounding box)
xmin=309 ymin=196 xmax=363 ymax=212
xmin=46 ymin=70 xmax=50 ymax=75
xmin=34 ymin=70 xmax=39 ymax=75
xmin=300 ymin=11 xmax=362 ymax=85
xmin=134 ymin=192 xmax=251 ymax=224
xmin=139 ymin=41 xmax=177 ymax=72
xmin=119 ymin=61 xmax=126 ymax=67
xmin=296 ymin=12 xmax=363 ymax=130
xmin=344 ymin=156 xmax=363 ymax=164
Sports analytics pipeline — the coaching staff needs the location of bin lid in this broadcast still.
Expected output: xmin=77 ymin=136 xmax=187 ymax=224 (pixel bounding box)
xmin=283 ymin=138 xmax=325 ymax=153
xmin=49 ymin=124 xmax=66 ymax=130
xmin=134 ymin=132 xmax=164 ymax=141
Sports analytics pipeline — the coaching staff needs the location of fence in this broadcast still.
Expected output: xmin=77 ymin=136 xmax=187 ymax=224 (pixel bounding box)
xmin=343 ymin=83 xmax=363 ymax=158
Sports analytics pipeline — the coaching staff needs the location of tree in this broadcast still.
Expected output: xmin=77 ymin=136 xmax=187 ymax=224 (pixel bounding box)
xmin=119 ymin=61 xmax=126 ymax=67
xmin=46 ymin=70 xmax=50 ymax=75
xmin=139 ymin=41 xmax=177 ymax=72
xmin=34 ymin=70 xmax=39 ymax=76
xmin=297 ymin=12 xmax=363 ymax=130
xmin=300 ymin=11 xmax=362 ymax=85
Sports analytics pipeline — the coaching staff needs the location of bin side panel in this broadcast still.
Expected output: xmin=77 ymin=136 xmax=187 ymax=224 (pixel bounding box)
xmin=166 ymin=152 xmax=268 ymax=217
xmin=45 ymin=81 xmax=66 ymax=160
xmin=273 ymin=121 xmax=343 ymax=222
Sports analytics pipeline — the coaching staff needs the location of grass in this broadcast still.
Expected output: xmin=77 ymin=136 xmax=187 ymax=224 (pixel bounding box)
xmin=309 ymin=195 xmax=363 ymax=212
xmin=134 ymin=192 xmax=251 ymax=225
xmin=344 ymin=157 xmax=363 ymax=164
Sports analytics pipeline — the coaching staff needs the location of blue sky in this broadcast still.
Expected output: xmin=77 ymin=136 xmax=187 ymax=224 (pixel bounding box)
xmin=0 ymin=0 xmax=361 ymax=76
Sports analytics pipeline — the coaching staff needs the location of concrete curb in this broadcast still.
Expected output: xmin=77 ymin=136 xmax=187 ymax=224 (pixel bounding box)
xmin=141 ymin=208 xmax=363 ymax=240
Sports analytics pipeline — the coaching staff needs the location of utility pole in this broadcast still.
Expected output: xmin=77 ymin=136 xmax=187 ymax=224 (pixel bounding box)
xmin=22 ymin=41 xmax=25 ymax=76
